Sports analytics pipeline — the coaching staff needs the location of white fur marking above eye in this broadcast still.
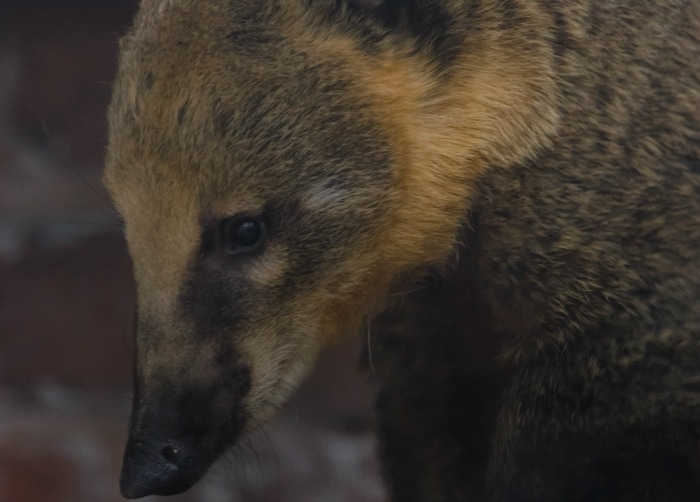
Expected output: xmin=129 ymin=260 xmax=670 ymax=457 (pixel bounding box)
xmin=301 ymin=182 xmax=347 ymax=211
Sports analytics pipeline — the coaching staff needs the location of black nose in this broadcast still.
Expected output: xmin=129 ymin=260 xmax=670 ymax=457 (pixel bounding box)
xmin=120 ymin=438 xmax=201 ymax=499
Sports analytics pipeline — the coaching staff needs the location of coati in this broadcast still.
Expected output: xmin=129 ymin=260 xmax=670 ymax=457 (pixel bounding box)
xmin=104 ymin=0 xmax=700 ymax=500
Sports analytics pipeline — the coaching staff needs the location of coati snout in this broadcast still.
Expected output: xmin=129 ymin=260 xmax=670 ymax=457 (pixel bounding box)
xmin=120 ymin=362 xmax=250 ymax=497
xmin=118 ymin=304 xmax=254 ymax=497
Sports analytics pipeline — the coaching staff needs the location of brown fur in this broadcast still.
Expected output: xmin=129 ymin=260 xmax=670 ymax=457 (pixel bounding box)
xmin=106 ymin=0 xmax=700 ymax=499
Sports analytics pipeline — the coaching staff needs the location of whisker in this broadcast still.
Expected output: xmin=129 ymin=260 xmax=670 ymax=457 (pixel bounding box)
xmin=388 ymin=284 xmax=430 ymax=297
xmin=367 ymin=317 xmax=376 ymax=375
xmin=245 ymin=436 xmax=266 ymax=485
xmin=38 ymin=120 xmax=116 ymax=211
xmin=252 ymin=423 xmax=280 ymax=479
xmin=66 ymin=163 xmax=115 ymax=209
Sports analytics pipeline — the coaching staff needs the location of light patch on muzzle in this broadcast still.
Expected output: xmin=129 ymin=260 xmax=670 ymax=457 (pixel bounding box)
xmin=238 ymin=316 xmax=324 ymax=423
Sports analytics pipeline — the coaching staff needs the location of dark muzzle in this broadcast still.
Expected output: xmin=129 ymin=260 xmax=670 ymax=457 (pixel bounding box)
xmin=120 ymin=433 xmax=203 ymax=498
xmin=119 ymin=377 xmax=250 ymax=498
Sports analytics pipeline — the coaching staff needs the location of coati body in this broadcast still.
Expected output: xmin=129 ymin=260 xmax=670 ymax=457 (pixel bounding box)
xmin=104 ymin=0 xmax=700 ymax=500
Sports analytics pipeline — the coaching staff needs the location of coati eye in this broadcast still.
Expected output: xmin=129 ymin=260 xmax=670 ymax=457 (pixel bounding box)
xmin=220 ymin=216 xmax=266 ymax=255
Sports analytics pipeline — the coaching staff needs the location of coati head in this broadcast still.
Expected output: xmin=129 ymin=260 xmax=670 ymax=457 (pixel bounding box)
xmin=105 ymin=0 xmax=557 ymax=497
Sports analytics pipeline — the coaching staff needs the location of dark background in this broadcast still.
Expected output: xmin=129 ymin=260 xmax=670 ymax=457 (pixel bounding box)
xmin=0 ymin=1 xmax=384 ymax=500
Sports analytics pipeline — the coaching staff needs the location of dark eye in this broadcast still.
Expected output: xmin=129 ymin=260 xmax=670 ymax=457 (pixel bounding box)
xmin=221 ymin=216 xmax=266 ymax=255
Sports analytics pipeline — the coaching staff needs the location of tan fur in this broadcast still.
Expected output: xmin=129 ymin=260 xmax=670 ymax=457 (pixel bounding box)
xmin=365 ymin=47 xmax=558 ymax=270
xmin=280 ymin=2 xmax=559 ymax=273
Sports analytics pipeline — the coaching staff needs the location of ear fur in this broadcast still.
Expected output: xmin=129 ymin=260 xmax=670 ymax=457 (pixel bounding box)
xmin=342 ymin=0 xmax=449 ymax=31
xmin=321 ymin=0 xmax=457 ymax=63
xmin=343 ymin=0 xmax=402 ymax=26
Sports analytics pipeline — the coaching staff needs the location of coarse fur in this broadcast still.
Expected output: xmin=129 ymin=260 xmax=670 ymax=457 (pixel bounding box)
xmin=105 ymin=0 xmax=700 ymax=500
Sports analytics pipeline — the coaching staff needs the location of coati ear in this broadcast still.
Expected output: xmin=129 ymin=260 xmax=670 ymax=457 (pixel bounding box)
xmin=345 ymin=0 xmax=385 ymax=7
xmin=341 ymin=0 xmax=443 ymax=30
xmin=343 ymin=0 xmax=402 ymax=27
xmin=332 ymin=0 xmax=455 ymax=53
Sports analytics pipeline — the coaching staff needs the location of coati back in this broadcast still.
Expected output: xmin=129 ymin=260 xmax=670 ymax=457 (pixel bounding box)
xmin=104 ymin=0 xmax=700 ymax=499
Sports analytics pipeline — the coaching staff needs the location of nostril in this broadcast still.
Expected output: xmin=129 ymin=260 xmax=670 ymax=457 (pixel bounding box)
xmin=161 ymin=445 xmax=179 ymax=464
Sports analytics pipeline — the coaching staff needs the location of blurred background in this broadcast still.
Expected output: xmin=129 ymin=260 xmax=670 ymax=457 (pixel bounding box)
xmin=0 ymin=1 xmax=384 ymax=500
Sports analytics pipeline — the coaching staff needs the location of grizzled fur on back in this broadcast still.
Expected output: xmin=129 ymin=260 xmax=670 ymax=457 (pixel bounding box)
xmin=105 ymin=0 xmax=700 ymax=500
